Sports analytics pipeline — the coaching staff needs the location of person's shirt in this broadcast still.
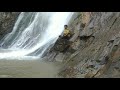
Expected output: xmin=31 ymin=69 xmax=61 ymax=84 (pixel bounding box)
xmin=63 ymin=28 xmax=70 ymax=36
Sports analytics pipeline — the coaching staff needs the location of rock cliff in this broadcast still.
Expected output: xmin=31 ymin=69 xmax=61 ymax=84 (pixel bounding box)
xmin=47 ymin=12 xmax=120 ymax=78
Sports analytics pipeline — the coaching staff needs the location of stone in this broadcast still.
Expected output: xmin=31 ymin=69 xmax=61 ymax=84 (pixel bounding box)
xmin=55 ymin=53 xmax=65 ymax=62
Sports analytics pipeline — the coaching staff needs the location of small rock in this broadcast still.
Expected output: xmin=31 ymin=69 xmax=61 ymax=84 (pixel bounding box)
xmin=55 ymin=53 xmax=65 ymax=62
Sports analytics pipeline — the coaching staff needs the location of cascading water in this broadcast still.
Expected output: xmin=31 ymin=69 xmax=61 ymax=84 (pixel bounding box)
xmin=0 ymin=12 xmax=74 ymax=60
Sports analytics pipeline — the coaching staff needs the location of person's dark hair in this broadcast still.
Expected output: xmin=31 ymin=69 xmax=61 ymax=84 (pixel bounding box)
xmin=64 ymin=25 xmax=68 ymax=27
xmin=64 ymin=25 xmax=68 ymax=29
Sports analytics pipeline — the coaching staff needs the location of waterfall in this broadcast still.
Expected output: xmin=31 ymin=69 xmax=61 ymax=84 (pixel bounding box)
xmin=0 ymin=12 xmax=74 ymax=60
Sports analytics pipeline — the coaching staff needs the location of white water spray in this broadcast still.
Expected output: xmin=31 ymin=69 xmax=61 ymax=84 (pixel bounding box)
xmin=0 ymin=12 xmax=74 ymax=60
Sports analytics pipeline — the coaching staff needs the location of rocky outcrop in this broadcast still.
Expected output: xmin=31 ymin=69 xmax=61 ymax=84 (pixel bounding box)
xmin=0 ymin=12 xmax=20 ymax=39
xmin=47 ymin=12 xmax=120 ymax=78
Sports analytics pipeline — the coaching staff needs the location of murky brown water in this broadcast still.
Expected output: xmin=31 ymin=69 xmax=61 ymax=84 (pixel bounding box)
xmin=0 ymin=60 xmax=61 ymax=78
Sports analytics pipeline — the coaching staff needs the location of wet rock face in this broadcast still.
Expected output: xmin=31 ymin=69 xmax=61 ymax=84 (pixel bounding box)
xmin=0 ymin=12 xmax=20 ymax=39
xmin=57 ymin=12 xmax=120 ymax=78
